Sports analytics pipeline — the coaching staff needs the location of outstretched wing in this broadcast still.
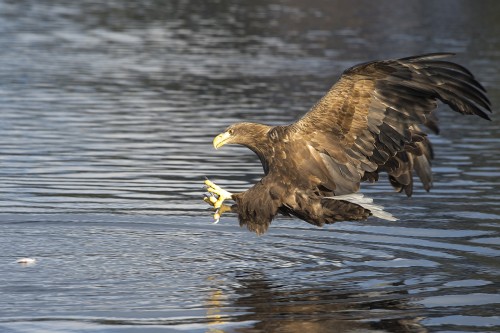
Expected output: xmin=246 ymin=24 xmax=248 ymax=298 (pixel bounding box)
xmin=290 ymin=53 xmax=491 ymax=195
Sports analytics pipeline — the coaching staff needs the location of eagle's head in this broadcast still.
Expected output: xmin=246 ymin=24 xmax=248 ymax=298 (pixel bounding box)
xmin=212 ymin=122 xmax=271 ymax=150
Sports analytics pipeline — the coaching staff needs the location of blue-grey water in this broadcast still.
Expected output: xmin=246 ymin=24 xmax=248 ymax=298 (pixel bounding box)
xmin=0 ymin=1 xmax=499 ymax=332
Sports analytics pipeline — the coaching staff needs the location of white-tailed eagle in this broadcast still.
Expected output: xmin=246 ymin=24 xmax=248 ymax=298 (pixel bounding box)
xmin=204 ymin=53 xmax=491 ymax=234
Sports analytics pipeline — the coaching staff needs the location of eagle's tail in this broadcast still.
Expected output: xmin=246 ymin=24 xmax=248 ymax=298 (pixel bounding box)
xmin=326 ymin=193 xmax=398 ymax=221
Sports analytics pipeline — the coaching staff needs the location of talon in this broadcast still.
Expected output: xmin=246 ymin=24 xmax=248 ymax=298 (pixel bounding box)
xmin=213 ymin=196 xmax=225 ymax=209
xmin=204 ymin=179 xmax=220 ymax=191
xmin=204 ymin=179 xmax=233 ymax=209
xmin=212 ymin=204 xmax=232 ymax=223
xmin=213 ymin=209 xmax=221 ymax=224
xmin=214 ymin=204 xmax=232 ymax=223
xmin=203 ymin=194 xmax=218 ymax=206
xmin=204 ymin=178 xmax=214 ymax=187
xmin=203 ymin=179 xmax=233 ymax=223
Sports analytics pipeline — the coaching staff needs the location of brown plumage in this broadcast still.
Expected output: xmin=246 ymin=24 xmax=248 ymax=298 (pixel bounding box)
xmin=208 ymin=53 xmax=491 ymax=234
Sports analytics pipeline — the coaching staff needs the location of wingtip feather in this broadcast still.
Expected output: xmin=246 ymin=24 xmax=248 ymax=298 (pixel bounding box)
xmin=399 ymin=52 xmax=455 ymax=61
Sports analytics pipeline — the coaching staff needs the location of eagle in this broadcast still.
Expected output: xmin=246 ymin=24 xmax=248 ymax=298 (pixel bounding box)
xmin=203 ymin=53 xmax=491 ymax=235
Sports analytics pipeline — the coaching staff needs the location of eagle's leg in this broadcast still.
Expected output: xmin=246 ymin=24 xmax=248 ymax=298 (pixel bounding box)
xmin=204 ymin=179 xmax=233 ymax=223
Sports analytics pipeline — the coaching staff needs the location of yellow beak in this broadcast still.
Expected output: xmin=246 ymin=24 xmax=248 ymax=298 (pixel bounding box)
xmin=213 ymin=131 xmax=231 ymax=149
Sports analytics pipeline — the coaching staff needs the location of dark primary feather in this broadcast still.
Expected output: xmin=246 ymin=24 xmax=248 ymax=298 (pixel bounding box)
xmin=291 ymin=53 xmax=491 ymax=195
xmin=218 ymin=53 xmax=491 ymax=234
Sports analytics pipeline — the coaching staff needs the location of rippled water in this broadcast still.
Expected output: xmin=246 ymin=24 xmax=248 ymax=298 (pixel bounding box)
xmin=1 ymin=1 xmax=499 ymax=332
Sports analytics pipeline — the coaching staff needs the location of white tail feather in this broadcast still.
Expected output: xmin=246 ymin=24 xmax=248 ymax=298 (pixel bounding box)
xmin=326 ymin=193 xmax=398 ymax=221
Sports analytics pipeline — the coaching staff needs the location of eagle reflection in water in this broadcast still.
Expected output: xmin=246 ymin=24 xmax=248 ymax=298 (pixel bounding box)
xmin=205 ymin=271 xmax=427 ymax=333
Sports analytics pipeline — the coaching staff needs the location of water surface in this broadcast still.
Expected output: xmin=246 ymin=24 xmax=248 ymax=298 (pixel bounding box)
xmin=0 ymin=1 xmax=499 ymax=332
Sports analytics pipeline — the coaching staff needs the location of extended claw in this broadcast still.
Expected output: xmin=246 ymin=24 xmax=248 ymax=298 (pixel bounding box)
xmin=204 ymin=179 xmax=232 ymax=209
xmin=212 ymin=204 xmax=233 ymax=224
xmin=203 ymin=194 xmax=218 ymax=206
xmin=203 ymin=179 xmax=233 ymax=223
xmin=213 ymin=209 xmax=221 ymax=224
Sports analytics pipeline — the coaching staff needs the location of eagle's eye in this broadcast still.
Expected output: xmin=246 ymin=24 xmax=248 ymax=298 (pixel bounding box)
xmin=228 ymin=129 xmax=234 ymax=135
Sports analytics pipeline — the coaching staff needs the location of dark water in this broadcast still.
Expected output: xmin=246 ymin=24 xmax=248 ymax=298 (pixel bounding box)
xmin=1 ymin=1 xmax=499 ymax=332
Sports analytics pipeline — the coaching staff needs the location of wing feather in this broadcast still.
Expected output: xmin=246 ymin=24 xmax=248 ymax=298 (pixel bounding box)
xmin=288 ymin=53 xmax=491 ymax=195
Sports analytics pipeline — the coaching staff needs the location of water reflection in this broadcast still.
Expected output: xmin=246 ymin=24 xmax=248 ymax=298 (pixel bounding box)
xmin=205 ymin=270 xmax=427 ymax=333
